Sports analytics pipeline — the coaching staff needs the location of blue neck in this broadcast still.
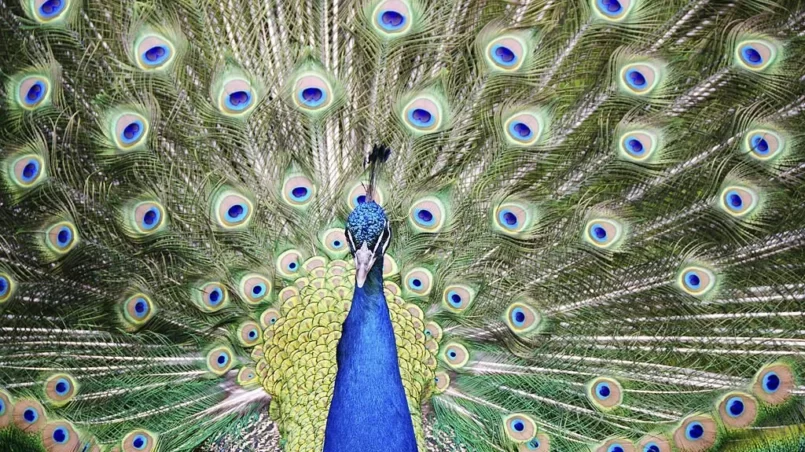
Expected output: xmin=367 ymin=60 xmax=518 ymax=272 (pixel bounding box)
xmin=323 ymin=260 xmax=417 ymax=452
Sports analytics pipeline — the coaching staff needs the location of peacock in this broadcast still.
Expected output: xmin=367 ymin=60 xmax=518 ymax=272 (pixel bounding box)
xmin=1 ymin=0 xmax=805 ymax=451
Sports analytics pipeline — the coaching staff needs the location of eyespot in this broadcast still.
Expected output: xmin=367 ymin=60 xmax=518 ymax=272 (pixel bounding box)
xmin=743 ymin=128 xmax=785 ymax=161
xmin=401 ymin=95 xmax=445 ymax=134
xmin=206 ymin=346 xmax=235 ymax=375
xmin=45 ymin=220 xmax=78 ymax=256
xmin=346 ymin=181 xmax=385 ymax=209
xmin=292 ymin=72 xmax=334 ymax=112
xmin=0 ymin=390 xmax=10 ymax=418
xmin=618 ymin=130 xmax=660 ymax=162
xmin=32 ymin=0 xmax=70 ymax=22
xmin=718 ymin=186 xmax=759 ymax=217
xmin=238 ymin=273 xmax=271 ymax=305
xmin=440 ymin=342 xmax=469 ymax=369
xmin=0 ymin=273 xmax=16 ymax=304
xmin=193 ymin=282 xmax=229 ymax=313
xmin=260 ymin=308 xmax=281 ymax=329
xmin=121 ymin=293 xmax=156 ymax=330
xmin=504 ymin=302 xmax=543 ymax=338
xmin=319 ymin=228 xmax=349 ymax=259
xmin=8 ymin=154 xmax=47 ymax=189
xmin=122 ymin=429 xmax=157 ymax=452
xmin=372 ymin=0 xmax=413 ymax=36
xmin=485 ymin=36 xmax=527 ymax=72
xmin=673 ymin=415 xmax=717 ymax=451
xmin=619 ymin=63 xmax=660 ymax=95
xmin=16 ymin=75 xmax=50 ymax=109
xmin=237 ymin=320 xmax=262 ymax=347
xmin=276 ymin=249 xmax=304 ymax=279
xmin=112 ymin=113 xmax=149 ymax=151
xmin=403 ymin=268 xmax=433 ymax=298
xmin=43 ymin=421 xmax=79 ymax=451
xmin=128 ymin=201 xmax=167 ymax=236
xmin=676 ymin=266 xmax=716 ymax=297
xmin=442 ymin=284 xmax=475 ymax=313
xmin=752 ymin=362 xmax=795 ymax=405
xmin=432 ymin=371 xmax=451 ymax=393
xmin=735 ymin=39 xmax=777 ymax=72
xmin=136 ymin=35 xmax=174 ymax=70
xmin=282 ymin=175 xmax=316 ymax=208
xmin=424 ymin=321 xmax=443 ymax=341
xmin=637 ymin=435 xmax=671 ymax=452
xmin=717 ymin=392 xmax=757 ymax=428
xmin=493 ymin=202 xmax=535 ymax=236
xmin=383 ymin=254 xmax=399 ymax=278
xmin=218 ymin=78 xmax=256 ymax=116
xmin=587 ymin=377 xmax=623 ymax=410
xmin=596 ymin=438 xmax=635 ymax=452
xmin=592 ymin=0 xmax=634 ymax=21
xmin=408 ymin=196 xmax=446 ymax=233
xmin=13 ymin=399 xmax=45 ymax=432
xmin=518 ymin=434 xmax=550 ymax=452
xmin=502 ymin=413 xmax=536 ymax=442
xmin=504 ymin=112 xmax=543 ymax=146
xmin=237 ymin=366 xmax=258 ymax=386
xmin=212 ymin=189 xmax=253 ymax=229
xmin=44 ymin=373 xmax=77 ymax=406
xmin=583 ymin=218 xmax=625 ymax=250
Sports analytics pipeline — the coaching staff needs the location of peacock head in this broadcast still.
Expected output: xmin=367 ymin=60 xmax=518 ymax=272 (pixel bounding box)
xmin=345 ymin=201 xmax=391 ymax=288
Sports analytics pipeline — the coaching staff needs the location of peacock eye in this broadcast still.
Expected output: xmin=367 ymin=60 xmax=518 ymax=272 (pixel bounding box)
xmin=753 ymin=363 xmax=794 ymax=405
xmin=17 ymin=76 xmax=50 ymax=109
xmin=11 ymin=154 xmax=46 ymax=188
xmin=735 ymin=39 xmax=777 ymax=72
xmin=673 ymin=415 xmax=717 ymax=451
xmin=292 ymin=72 xmax=333 ymax=111
xmin=282 ymin=175 xmax=316 ymax=208
xmin=403 ymin=268 xmax=433 ymax=297
xmin=44 ymin=373 xmax=77 ymax=406
xmin=677 ymin=265 xmax=716 ymax=297
xmin=433 ymin=371 xmax=450 ymax=393
xmin=45 ymin=220 xmax=78 ymax=256
xmin=14 ymin=399 xmax=45 ymax=431
xmin=123 ymin=429 xmax=157 ymax=452
xmin=136 ymin=35 xmax=174 ymax=70
xmin=43 ymin=421 xmax=78 ymax=448
xmin=504 ymin=112 xmax=543 ymax=146
xmin=503 ymin=413 xmax=536 ymax=442
xmin=212 ymin=189 xmax=253 ymax=229
xmin=372 ymin=0 xmax=413 ymax=36
xmin=583 ymin=218 xmax=624 ymax=249
xmin=440 ymin=343 xmax=469 ymax=369
xmin=485 ymin=36 xmax=526 ymax=71
xmin=401 ymin=94 xmax=445 ymax=134
xmin=0 ymin=273 xmax=15 ymax=303
xmin=34 ymin=0 xmax=70 ymax=22
xmin=442 ymin=285 xmax=475 ymax=313
xmin=238 ymin=366 xmax=258 ymax=385
xmin=717 ymin=392 xmax=757 ymax=428
xmin=122 ymin=294 xmax=156 ymax=330
xmin=219 ymin=79 xmax=255 ymax=115
xmin=504 ymin=302 xmax=542 ymax=338
xmin=718 ymin=186 xmax=758 ymax=217
xmin=128 ymin=201 xmax=167 ymax=237
xmin=492 ymin=201 xmax=536 ymax=236
xmin=193 ymin=282 xmax=229 ymax=313
xmin=587 ymin=377 xmax=622 ymax=410
xmin=238 ymin=274 xmax=271 ymax=305
xmin=260 ymin=308 xmax=280 ymax=328
xmin=206 ymin=346 xmax=234 ymax=375
xmin=618 ymin=130 xmax=660 ymax=162
xmin=276 ymin=249 xmax=303 ymax=279
xmin=115 ymin=114 xmax=148 ymax=149
xmin=408 ymin=197 xmax=446 ymax=232
xmin=237 ymin=320 xmax=262 ymax=347
xmin=593 ymin=0 xmax=634 ymax=20
xmin=619 ymin=63 xmax=661 ymax=95
xmin=743 ymin=129 xmax=785 ymax=161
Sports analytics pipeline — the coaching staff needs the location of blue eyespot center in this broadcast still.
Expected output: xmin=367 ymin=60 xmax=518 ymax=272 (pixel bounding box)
xmin=288 ymin=261 xmax=297 ymax=270
xmin=252 ymin=284 xmax=264 ymax=296
xmin=512 ymin=308 xmax=526 ymax=325
xmin=57 ymin=227 xmax=72 ymax=247
xmin=627 ymin=69 xmax=647 ymax=87
xmin=53 ymin=426 xmax=68 ymax=443
xmin=644 ymin=443 xmax=660 ymax=452
xmin=728 ymin=192 xmax=743 ymax=209
xmin=0 ymin=277 xmax=7 ymax=296
xmin=686 ymin=422 xmax=704 ymax=440
xmin=225 ymin=203 xmax=249 ymax=223
xmin=379 ymin=10 xmax=406 ymax=31
xmin=208 ymin=288 xmax=222 ymax=305
xmin=55 ymin=379 xmax=69 ymax=395
xmin=226 ymin=90 xmax=253 ymax=111
xmin=143 ymin=45 xmax=170 ymax=65
xmin=133 ymin=434 xmax=147 ymax=449
xmin=290 ymin=186 xmax=311 ymax=202
xmin=415 ymin=209 xmax=434 ymax=225
xmin=39 ymin=0 xmax=65 ymax=18
xmin=21 ymin=160 xmax=40 ymax=182
xmin=510 ymin=122 xmax=532 ymax=139
xmin=527 ymin=438 xmax=541 ymax=450
xmin=596 ymin=382 xmax=611 ymax=398
xmin=501 ymin=211 xmax=518 ymax=227
xmin=217 ymin=354 xmax=228 ymax=365
xmin=592 ymin=225 xmax=607 ymax=241
xmin=598 ymin=0 xmax=623 ymax=14
xmin=412 ymin=278 xmax=422 ymax=288
xmin=333 ymin=240 xmax=342 ymax=248
xmin=492 ymin=45 xmax=517 ymax=66
xmin=24 ymin=81 xmax=46 ymax=105
xmin=120 ymin=119 xmax=145 ymax=145
xmin=23 ymin=407 xmax=37 ymax=423
xmin=763 ymin=372 xmax=780 ymax=392
xmin=727 ymin=397 xmax=744 ymax=417
xmin=608 ymin=446 xmax=624 ymax=452
xmin=450 ymin=293 xmax=462 ymax=305
xmin=741 ymin=46 xmax=762 ymax=65
xmin=248 ymin=330 xmax=257 ymax=339
xmin=142 ymin=208 xmax=160 ymax=229
xmin=134 ymin=298 xmax=148 ymax=317
xmin=626 ymin=138 xmax=644 ymax=155
xmin=409 ymin=108 xmax=434 ymax=127
xmin=448 ymin=350 xmax=457 ymax=358
xmin=685 ymin=272 xmax=701 ymax=289
xmin=512 ymin=420 xmax=524 ymax=431
xmin=300 ymin=87 xmax=325 ymax=107
xmin=356 ymin=195 xmax=366 ymax=204
xmin=751 ymin=135 xmax=769 ymax=154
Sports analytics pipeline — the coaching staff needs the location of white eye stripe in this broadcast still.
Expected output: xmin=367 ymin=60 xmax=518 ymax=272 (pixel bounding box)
xmin=345 ymin=228 xmax=357 ymax=253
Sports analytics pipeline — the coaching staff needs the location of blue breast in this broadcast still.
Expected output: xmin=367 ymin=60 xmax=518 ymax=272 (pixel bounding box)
xmin=323 ymin=265 xmax=417 ymax=452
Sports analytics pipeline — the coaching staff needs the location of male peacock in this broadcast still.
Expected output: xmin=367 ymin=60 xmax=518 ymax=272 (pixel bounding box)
xmin=0 ymin=0 xmax=804 ymax=451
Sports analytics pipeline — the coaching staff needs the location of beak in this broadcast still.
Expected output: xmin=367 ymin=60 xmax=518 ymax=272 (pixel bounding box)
xmin=355 ymin=258 xmax=373 ymax=288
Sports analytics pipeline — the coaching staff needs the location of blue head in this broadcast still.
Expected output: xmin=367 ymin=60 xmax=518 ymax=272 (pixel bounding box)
xmin=345 ymin=201 xmax=391 ymax=288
